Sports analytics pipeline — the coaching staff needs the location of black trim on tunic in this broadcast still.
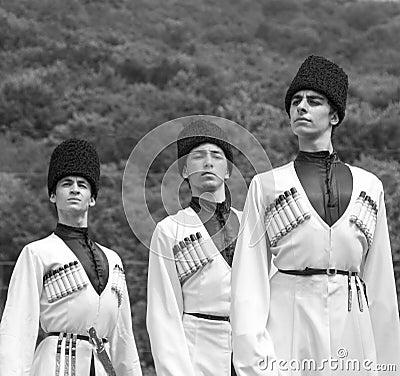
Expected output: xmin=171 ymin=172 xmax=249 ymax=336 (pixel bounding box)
xmin=54 ymin=223 xmax=109 ymax=295
xmin=294 ymin=150 xmax=353 ymax=226
xmin=189 ymin=196 xmax=239 ymax=267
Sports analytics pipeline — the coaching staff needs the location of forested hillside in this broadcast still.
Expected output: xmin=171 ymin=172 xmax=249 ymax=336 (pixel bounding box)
xmin=1 ymin=0 xmax=400 ymax=373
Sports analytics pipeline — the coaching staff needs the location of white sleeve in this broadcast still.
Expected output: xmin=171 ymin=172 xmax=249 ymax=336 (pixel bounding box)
xmin=0 ymin=246 xmax=43 ymax=375
xmin=361 ymin=184 xmax=400 ymax=372
xmin=231 ymin=176 xmax=279 ymax=376
xmin=109 ymin=261 xmax=143 ymax=376
xmin=146 ymin=222 xmax=196 ymax=376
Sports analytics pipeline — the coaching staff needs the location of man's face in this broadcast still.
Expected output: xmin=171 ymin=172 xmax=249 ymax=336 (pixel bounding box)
xmin=183 ymin=143 xmax=229 ymax=196
xmin=289 ymin=90 xmax=339 ymax=140
xmin=50 ymin=176 xmax=95 ymax=215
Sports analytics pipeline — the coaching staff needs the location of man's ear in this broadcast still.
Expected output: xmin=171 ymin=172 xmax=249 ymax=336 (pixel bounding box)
xmin=330 ymin=111 xmax=339 ymax=127
xmin=224 ymin=169 xmax=230 ymax=180
xmin=182 ymin=165 xmax=189 ymax=179
xmin=89 ymin=197 xmax=96 ymax=207
xmin=49 ymin=192 xmax=56 ymax=204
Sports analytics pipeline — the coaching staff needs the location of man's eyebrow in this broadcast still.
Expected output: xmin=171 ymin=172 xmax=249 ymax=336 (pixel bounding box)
xmin=306 ymin=94 xmax=325 ymax=100
xmin=60 ymin=177 xmax=73 ymax=182
xmin=192 ymin=149 xmax=224 ymax=154
xmin=292 ymin=94 xmax=325 ymax=100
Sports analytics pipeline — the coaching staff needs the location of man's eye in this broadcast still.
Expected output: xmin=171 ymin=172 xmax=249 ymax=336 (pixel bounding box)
xmin=291 ymin=99 xmax=300 ymax=106
xmin=309 ymin=100 xmax=320 ymax=105
xmin=78 ymin=183 xmax=88 ymax=189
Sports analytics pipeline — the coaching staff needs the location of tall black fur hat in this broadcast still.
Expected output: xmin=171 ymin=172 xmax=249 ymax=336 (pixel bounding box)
xmin=48 ymin=138 xmax=100 ymax=198
xmin=177 ymin=119 xmax=234 ymax=176
xmin=285 ymin=55 xmax=349 ymax=125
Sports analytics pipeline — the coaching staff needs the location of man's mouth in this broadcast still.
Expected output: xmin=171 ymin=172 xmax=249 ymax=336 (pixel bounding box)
xmin=295 ymin=117 xmax=311 ymax=123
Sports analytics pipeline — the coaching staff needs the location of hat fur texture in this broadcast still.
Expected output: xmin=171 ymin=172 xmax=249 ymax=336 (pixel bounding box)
xmin=177 ymin=119 xmax=234 ymax=176
xmin=48 ymin=138 xmax=100 ymax=198
xmin=285 ymin=55 xmax=348 ymax=125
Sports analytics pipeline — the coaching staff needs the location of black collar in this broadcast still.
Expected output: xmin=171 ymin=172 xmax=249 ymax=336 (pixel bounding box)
xmin=295 ymin=150 xmax=340 ymax=164
xmin=189 ymin=196 xmax=230 ymax=216
xmin=55 ymin=223 xmax=89 ymax=240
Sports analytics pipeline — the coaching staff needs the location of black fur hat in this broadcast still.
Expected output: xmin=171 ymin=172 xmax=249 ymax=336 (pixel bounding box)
xmin=285 ymin=55 xmax=348 ymax=125
xmin=48 ymin=138 xmax=100 ymax=198
xmin=177 ymin=119 xmax=234 ymax=176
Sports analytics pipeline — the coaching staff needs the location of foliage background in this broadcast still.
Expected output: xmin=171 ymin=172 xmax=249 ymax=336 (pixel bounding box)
xmin=0 ymin=0 xmax=400 ymax=373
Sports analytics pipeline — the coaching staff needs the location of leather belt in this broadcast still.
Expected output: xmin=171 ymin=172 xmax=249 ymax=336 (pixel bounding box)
xmin=47 ymin=331 xmax=109 ymax=343
xmin=278 ymin=267 xmax=368 ymax=312
xmin=185 ymin=312 xmax=230 ymax=322
xmin=278 ymin=267 xmax=358 ymax=276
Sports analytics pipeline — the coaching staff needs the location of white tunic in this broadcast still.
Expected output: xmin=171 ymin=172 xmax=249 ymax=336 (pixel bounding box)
xmin=231 ymin=162 xmax=400 ymax=376
xmin=147 ymin=206 xmax=241 ymax=376
xmin=0 ymin=233 xmax=142 ymax=376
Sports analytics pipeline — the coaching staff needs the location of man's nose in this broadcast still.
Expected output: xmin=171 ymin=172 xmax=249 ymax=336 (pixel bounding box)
xmin=203 ymin=153 xmax=214 ymax=167
xmin=70 ymin=181 xmax=79 ymax=193
xmin=297 ymin=97 xmax=308 ymax=113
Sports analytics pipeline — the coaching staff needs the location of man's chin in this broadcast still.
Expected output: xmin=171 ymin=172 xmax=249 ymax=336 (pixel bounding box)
xmin=61 ymin=204 xmax=87 ymax=213
xmin=66 ymin=203 xmax=84 ymax=209
xmin=200 ymin=181 xmax=224 ymax=191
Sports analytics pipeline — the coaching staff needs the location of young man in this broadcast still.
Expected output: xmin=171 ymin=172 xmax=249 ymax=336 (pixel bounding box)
xmin=147 ymin=119 xmax=241 ymax=376
xmin=0 ymin=139 xmax=142 ymax=376
xmin=231 ymin=55 xmax=400 ymax=375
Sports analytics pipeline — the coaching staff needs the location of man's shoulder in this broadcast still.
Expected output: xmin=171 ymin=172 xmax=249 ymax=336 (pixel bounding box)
xmin=24 ymin=233 xmax=59 ymax=250
xmin=18 ymin=233 xmax=61 ymax=260
xmin=156 ymin=207 xmax=193 ymax=228
xmin=348 ymin=164 xmax=382 ymax=186
xmin=250 ymin=162 xmax=293 ymax=191
xmin=254 ymin=162 xmax=293 ymax=180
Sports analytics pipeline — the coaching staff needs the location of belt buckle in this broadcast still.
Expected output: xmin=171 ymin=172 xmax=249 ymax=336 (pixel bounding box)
xmin=326 ymin=268 xmax=337 ymax=276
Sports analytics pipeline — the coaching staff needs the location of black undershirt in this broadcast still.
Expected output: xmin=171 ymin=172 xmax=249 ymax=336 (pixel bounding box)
xmin=189 ymin=196 xmax=240 ymax=267
xmin=294 ymin=150 xmax=353 ymax=226
xmin=54 ymin=223 xmax=109 ymax=295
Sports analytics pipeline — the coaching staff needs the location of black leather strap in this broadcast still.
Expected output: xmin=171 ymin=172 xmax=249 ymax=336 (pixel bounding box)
xmin=185 ymin=312 xmax=230 ymax=322
xmin=278 ymin=267 xmax=358 ymax=276
xmin=278 ymin=268 xmax=368 ymax=313
xmin=47 ymin=331 xmax=108 ymax=343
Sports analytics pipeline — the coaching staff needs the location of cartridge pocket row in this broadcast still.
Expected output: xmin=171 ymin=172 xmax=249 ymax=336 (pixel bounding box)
xmin=111 ymin=264 xmax=125 ymax=307
xmin=173 ymin=232 xmax=213 ymax=283
xmin=350 ymin=191 xmax=377 ymax=247
xmin=43 ymin=261 xmax=87 ymax=303
xmin=265 ymin=187 xmax=311 ymax=247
